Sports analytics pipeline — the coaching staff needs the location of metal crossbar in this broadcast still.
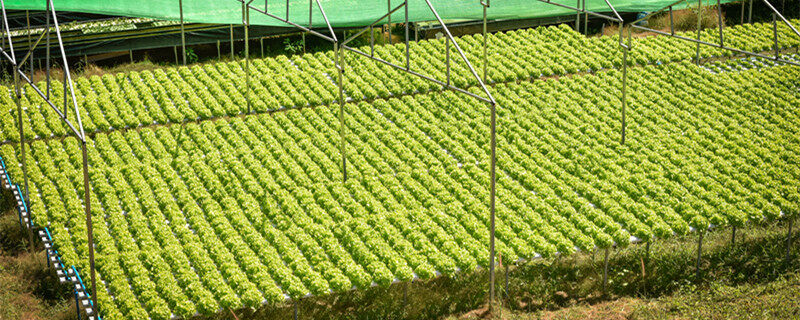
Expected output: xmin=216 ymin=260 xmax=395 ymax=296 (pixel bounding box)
xmin=0 ymin=1 xmax=96 ymax=317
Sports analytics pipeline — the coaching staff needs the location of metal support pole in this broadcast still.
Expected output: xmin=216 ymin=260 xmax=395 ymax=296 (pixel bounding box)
xmin=335 ymin=42 xmax=346 ymax=182
xmin=129 ymin=50 xmax=133 ymax=63
xmin=13 ymin=66 xmax=33 ymax=252
xmin=670 ymin=6 xmax=675 ymax=35
xmin=180 ymin=0 xmax=186 ymax=65
xmin=445 ymin=36 xmax=450 ymax=86
xmin=482 ymin=1 xmax=488 ymax=81
xmin=414 ymin=23 xmax=418 ymax=41
xmin=174 ymin=46 xmax=178 ymax=65
xmin=603 ymin=247 xmax=609 ymax=295
xmin=13 ymin=69 xmax=28 ymax=205
xmin=488 ymin=100 xmax=497 ymax=311
xmin=217 ymin=40 xmax=221 ymax=60
xmin=731 ymin=225 xmax=736 ymax=245
xmin=741 ymin=0 xmax=746 ymax=24
xmin=773 ymin=13 xmax=779 ymax=59
xmin=63 ymin=63 xmax=67 ymax=119
xmin=696 ymin=0 xmax=703 ymax=64
xmin=46 ymin=0 xmax=51 ymax=99
xmin=575 ymin=0 xmax=581 ymax=31
xmin=308 ymin=0 xmax=312 ymax=56
xmin=26 ymin=10 xmax=32 ymax=80
xmin=583 ymin=0 xmax=588 ymax=34
xmin=260 ymin=37 xmax=264 ymax=58
xmin=717 ymin=0 xmax=724 ymax=46
xmin=293 ymin=302 xmax=298 ymax=320
xmin=81 ymin=141 xmax=96 ymax=311
xmin=387 ymin=0 xmax=392 ymax=44
xmin=75 ymin=291 xmax=81 ymax=320
xmin=621 ymin=25 xmax=629 ymax=145
xmin=370 ymin=25 xmax=374 ymax=56
xmin=696 ymin=230 xmax=704 ymax=282
xmin=230 ymin=24 xmax=235 ymax=59
xmin=244 ymin=2 xmax=251 ymax=113
xmin=404 ymin=0 xmax=409 ymax=70
xmin=748 ymin=0 xmax=753 ymax=23
xmin=786 ymin=219 xmax=793 ymax=264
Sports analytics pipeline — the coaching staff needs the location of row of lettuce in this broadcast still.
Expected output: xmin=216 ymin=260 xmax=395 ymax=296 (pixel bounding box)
xmin=1 ymin=61 xmax=797 ymax=319
xmin=0 ymin=20 xmax=799 ymax=143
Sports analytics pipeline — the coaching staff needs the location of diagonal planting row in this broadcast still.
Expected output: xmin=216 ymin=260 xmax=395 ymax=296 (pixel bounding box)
xmin=1 ymin=20 xmax=799 ymax=143
xmin=0 ymin=60 xmax=798 ymax=319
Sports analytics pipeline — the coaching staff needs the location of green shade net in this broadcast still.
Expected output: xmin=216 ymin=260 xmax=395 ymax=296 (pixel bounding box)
xmin=4 ymin=0 xmax=737 ymax=28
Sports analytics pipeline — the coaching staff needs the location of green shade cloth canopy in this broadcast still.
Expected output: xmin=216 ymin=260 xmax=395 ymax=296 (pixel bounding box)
xmin=4 ymin=0 xmax=736 ymax=28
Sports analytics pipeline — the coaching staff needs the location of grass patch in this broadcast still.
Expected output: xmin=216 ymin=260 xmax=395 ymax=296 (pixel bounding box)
xmin=0 ymin=214 xmax=73 ymax=320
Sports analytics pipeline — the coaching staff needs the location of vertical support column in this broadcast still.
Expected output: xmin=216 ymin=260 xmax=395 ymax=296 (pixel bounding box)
xmin=404 ymin=0 xmax=409 ymax=70
xmin=748 ymin=0 xmax=753 ymax=23
xmin=306 ymin=0 xmax=311 ymax=55
xmin=81 ymin=140 xmax=96 ymax=313
xmin=74 ymin=291 xmax=82 ymax=320
xmin=129 ymin=50 xmax=133 ymax=63
xmin=244 ymin=1 xmax=251 ymax=114
xmin=217 ymin=40 xmax=221 ymax=60
xmin=773 ymin=12 xmax=779 ymax=60
xmin=180 ymin=0 xmax=186 ymax=65
xmin=335 ymin=42 xmax=346 ymax=182
xmin=620 ymin=25 xmax=629 ymax=145
xmin=13 ymin=63 xmax=33 ymax=252
xmin=26 ymin=10 xmax=32 ymax=80
xmin=731 ymin=225 xmax=736 ymax=245
xmin=717 ymin=0 xmax=724 ymax=46
xmin=695 ymin=0 xmax=703 ymax=64
xmin=46 ymin=0 xmax=51 ymax=99
xmin=13 ymin=68 xmax=28 ymax=204
xmin=388 ymin=0 xmax=392 ymax=45
xmin=63 ymin=60 xmax=67 ymax=119
xmin=741 ymin=0 xmax=746 ymax=24
xmin=670 ymin=6 xmax=675 ymax=35
xmin=488 ymin=99 xmax=497 ymax=312
xmin=482 ymin=0 xmax=489 ymax=81
xmin=230 ymin=24 xmax=235 ymax=59
xmin=583 ymin=0 xmax=588 ymax=34
xmin=575 ymin=0 xmax=581 ymax=31
xmin=445 ymin=36 xmax=450 ymax=86
xmin=260 ymin=37 xmax=265 ymax=58
xmin=370 ymin=25 xmax=375 ymax=56
xmin=174 ymin=46 xmax=179 ymax=64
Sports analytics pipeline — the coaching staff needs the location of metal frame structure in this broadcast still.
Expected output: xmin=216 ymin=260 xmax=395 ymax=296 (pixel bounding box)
xmin=624 ymin=0 xmax=800 ymax=146
xmin=231 ymin=0 xmax=635 ymax=312
xmin=628 ymin=0 xmax=800 ymax=66
xmin=6 ymin=0 xmax=796 ymax=318
xmin=0 ymin=0 xmax=97 ymax=318
xmin=234 ymin=0 xmax=505 ymax=308
xmin=534 ymin=1 xmax=630 ymax=140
